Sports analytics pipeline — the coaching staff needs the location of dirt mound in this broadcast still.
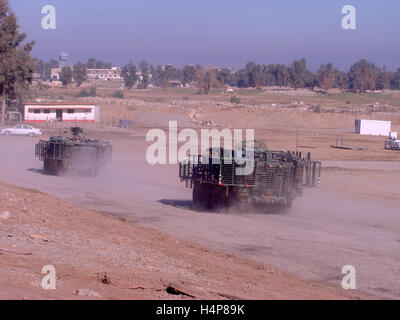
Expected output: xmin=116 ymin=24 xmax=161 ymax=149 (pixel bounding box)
xmin=0 ymin=181 xmax=363 ymax=300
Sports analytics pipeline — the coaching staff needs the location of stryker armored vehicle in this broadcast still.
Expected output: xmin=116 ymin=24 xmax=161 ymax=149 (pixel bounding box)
xmin=179 ymin=141 xmax=321 ymax=211
xmin=35 ymin=127 xmax=112 ymax=176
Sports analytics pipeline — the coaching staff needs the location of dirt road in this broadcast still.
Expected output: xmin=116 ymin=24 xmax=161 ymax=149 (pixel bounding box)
xmin=0 ymin=132 xmax=399 ymax=299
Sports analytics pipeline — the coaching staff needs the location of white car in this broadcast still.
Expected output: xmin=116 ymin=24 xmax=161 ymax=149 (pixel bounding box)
xmin=1 ymin=124 xmax=42 ymax=136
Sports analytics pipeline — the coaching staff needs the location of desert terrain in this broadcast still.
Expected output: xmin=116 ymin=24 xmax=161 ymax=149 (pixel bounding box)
xmin=1 ymin=86 xmax=399 ymax=299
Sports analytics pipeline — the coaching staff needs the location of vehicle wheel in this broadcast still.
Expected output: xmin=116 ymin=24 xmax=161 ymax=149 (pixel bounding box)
xmin=28 ymin=133 xmax=35 ymax=137
xmin=204 ymin=184 xmax=216 ymax=210
xmin=192 ymin=184 xmax=201 ymax=208
xmin=285 ymin=199 xmax=293 ymax=209
xmin=54 ymin=160 xmax=63 ymax=176
xmin=4 ymin=131 xmax=11 ymax=136
xmin=43 ymin=159 xmax=50 ymax=174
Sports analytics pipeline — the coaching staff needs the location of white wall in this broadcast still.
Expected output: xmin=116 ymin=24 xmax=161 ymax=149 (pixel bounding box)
xmin=25 ymin=105 xmax=96 ymax=122
xmin=355 ymin=119 xmax=391 ymax=136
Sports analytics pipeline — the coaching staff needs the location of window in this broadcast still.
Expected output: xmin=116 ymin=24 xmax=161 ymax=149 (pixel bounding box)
xmin=43 ymin=109 xmax=50 ymax=114
xmin=33 ymin=109 xmax=40 ymax=114
xmin=67 ymin=109 xmax=74 ymax=114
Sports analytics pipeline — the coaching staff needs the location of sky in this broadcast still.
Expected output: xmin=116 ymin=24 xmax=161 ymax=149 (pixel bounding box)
xmin=8 ymin=0 xmax=400 ymax=71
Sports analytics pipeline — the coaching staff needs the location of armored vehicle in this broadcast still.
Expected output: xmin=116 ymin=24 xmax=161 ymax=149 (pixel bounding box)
xmin=384 ymin=138 xmax=400 ymax=151
xmin=179 ymin=141 xmax=321 ymax=211
xmin=35 ymin=127 xmax=112 ymax=176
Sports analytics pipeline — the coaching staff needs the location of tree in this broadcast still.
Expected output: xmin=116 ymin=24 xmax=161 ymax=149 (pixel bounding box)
xmin=317 ymin=63 xmax=335 ymax=93
xmin=0 ymin=0 xmax=35 ymax=123
xmin=391 ymin=68 xmax=400 ymax=90
xmin=86 ymin=58 xmax=111 ymax=69
xmin=121 ymin=63 xmax=138 ymax=89
xmin=289 ymin=58 xmax=307 ymax=90
xmin=138 ymin=71 xmax=150 ymax=89
xmin=334 ymin=69 xmax=349 ymax=92
xmin=152 ymin=65 xmax=167 ymax=87
xmin=274 ymin=64 xmax=290 ymax=86
xmin=348 ymin=59 xmax=379 ymax=92
xmin=235 ymin=68 xmax=249 ymax=88
xmin=73 ymin=62 xmax=86 ymax=87
xmin=138 ymin=60 xmax=149 ymax=74
xmin=216 ymin=68 xmax=232 ymax=86
xmin=164 ymin=64 xmax=177 ymax=82
xmin=138 ymin=60 xmax=150 ymax=89
xmin=60 ymin=67 xmax=72 ymax=86
xmin=181 ymin=65 xmax=197 ymax=86
xmin=245 ymin=61 xmax=264 ymax=88
xmin=196 ymin=67 xmax=220 ymax=94
xmin=375 ymin=67 xmax=391 ymax=90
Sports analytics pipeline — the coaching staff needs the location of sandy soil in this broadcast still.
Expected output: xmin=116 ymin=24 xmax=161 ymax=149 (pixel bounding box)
xmin=1 ymin=87 xmax=399 ymax=299
xmin=0 ymin=181 xmax=361 ymax=300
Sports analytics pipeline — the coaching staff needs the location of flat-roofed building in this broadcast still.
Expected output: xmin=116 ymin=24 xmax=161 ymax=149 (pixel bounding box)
xmin=24 ymin=103 xmax=100 ymax=123
xmin=86 ymin=67 xmax=122 ymax=80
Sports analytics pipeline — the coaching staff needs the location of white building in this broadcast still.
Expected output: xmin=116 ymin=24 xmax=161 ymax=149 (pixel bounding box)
xmin=86 ymin=67 xmax=122 ymax=80
xmin=50 ymin=68 xmax=61 ymax=80
xmin=24 ymin=103 xmax=100 ymax=123
xmin=355 ymin=119 xmax=391 ymax=136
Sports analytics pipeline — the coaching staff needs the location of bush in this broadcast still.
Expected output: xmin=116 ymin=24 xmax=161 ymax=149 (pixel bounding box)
xmin=112 ymin=90 xmax=124 ymax=99
xmin=230 ymin=96 xmax=241 ymax=104
xmin=76 ymin=87 xmax=96 ymax=97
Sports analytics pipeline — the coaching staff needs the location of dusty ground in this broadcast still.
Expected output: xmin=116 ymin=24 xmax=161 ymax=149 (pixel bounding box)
xmin=1 ymin=86 xmax=399 ymax=299
xmin=0 ymin=181 xmax=362 ymax=300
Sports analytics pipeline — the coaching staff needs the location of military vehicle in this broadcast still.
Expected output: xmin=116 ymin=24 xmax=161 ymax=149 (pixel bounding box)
xmin=179 ymin=141 xmax=321 ymax=211
xmin=385 ymin=132 xmax=400 ymax=151
xmin=384 ymin=138 xmax=400 ymax=151
xmin=35 ymin=127 xmax=112 ymax=176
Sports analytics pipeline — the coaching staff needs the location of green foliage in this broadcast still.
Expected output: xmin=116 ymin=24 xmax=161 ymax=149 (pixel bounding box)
xmin=0 ymin=0 xmax=35 ymax=102
xmin=86 ymin=58 xmax=111 ymax=69
xmin=112 ymin=90 xmax=124 ymax=99
xmin=121 ymin=63 xmax=138 ymax=89
xmin=60 ymin=67 xmax=73 ymax=86
xmin=73 ymin=62 xmax=86 ymax=87
xmin=348 ymin=59 xmax=379 ymax=92
xmin=138 ymin=72 xmax=150 ymax=89
xmin=317 ymin=63 xmax=335 ymax=93
xmin=289 ymin=58 xmax=307 ymax=90
xmin=181 ymin=65 xmax=197 ymax=86
xmin=76 ymin=87 xmax=96 ymax=97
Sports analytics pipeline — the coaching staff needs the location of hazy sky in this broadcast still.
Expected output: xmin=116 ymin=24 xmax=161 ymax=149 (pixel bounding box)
xmin=8 ymin=0 xmax=400 ymax=70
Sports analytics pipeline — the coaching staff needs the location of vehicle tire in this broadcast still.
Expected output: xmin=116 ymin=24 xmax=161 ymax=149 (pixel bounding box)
xmin=43 ymin=159 xmax=50 ymax=174
xmin=192 ymin=184 xmax=201 ymax=209
xmin=4 ymin=131 xmax=11 ymax=136
xmin=54 ymin=160 xmax=63 ymax=176
xmin=28 ymin=133 xmax=35 ymax=137
xmin=204 ymin=184 xmax=216 ymax=210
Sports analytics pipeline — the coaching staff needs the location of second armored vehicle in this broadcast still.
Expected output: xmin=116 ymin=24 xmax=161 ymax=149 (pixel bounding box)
xmin=35 ymin=127 xmax=112 ymax=176
xmin=179 ymin=141 xmax=321 ymax=211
